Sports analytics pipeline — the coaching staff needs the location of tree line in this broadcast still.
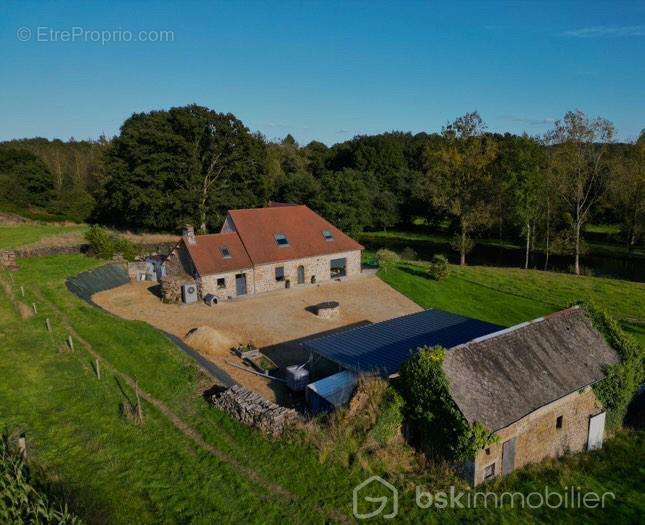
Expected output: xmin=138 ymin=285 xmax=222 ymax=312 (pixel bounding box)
xmin=0 ymin=105 xmax=642 ymax=274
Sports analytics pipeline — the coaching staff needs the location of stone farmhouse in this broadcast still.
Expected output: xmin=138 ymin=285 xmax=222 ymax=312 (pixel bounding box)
xmin=163 ymin=203 xmax=363 ymax=300
xmin=303 ymin=306 xmax=619 ymax=484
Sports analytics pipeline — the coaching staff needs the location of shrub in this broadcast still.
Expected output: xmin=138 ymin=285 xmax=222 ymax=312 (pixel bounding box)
xmin=375 ymin=248 xmax=400 ymax=271
xmin=580 ymin=302 xmax=643 ymax=429
xmin=400 ymin=247 xmax=417 ymax=261
xmin=85 ymin=225 xmax=139 ymax=261
xmin=399 ymin=346 xmax=496 ymax=462
xmin=427 ymin=254 xmax=449 ymax=280
xmin=0 ymin=434 xmax=80 ymax=523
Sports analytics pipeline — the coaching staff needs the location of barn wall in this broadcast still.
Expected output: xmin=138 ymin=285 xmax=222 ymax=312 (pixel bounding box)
xmin=470 ymin=387 xmax=603 ymax=485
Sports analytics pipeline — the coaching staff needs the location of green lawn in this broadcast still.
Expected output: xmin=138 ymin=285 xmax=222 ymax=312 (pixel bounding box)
xmin=378 ymin=261 xmax=645 ymax=347
xmin=0 ymin=254 xmax=643 ymax=523
xmin=0 ymin=223 xmax=87 ymax=250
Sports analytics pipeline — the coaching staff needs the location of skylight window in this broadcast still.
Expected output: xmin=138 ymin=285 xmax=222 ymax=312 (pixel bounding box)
xmin=275 ymin=233 xmax=289 ymax=247
xmin=220 ymin=246 xmax=232 ymax=259
xmin=322 ymin=230 xmax=334 ymax=241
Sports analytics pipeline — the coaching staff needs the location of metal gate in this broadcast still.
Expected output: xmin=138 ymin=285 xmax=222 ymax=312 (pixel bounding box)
xmin=587 ymin=412 xmax=606 ymax=451
xmin=502 ymin=437 xmax=516 ymax=475
xmin=235 ymin=273 xmax=247 ymax=296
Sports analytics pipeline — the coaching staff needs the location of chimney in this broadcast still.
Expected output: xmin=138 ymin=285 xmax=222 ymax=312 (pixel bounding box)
xmin=182 ymin=224 xmax=196 ymax=245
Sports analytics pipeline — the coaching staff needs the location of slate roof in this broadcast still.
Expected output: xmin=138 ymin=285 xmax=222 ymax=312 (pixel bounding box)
xmin=302 ymin=309 xmax=503 ymax=376
xmin=227 ymin=205 xmax=363 ymax=265
xmin=182 ymin=232 xmax=252 ymax=276
xmin=443 ymin=306 xmax=620 ymax=431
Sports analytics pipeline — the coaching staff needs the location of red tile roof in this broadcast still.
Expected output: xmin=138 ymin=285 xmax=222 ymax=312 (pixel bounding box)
xmin=183 ymin=232 xmax=252 ymax=276
xmin=227 ymin=205 xmax=363 ymax=265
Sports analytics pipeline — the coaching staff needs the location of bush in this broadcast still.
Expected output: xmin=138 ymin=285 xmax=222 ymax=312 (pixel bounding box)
xmin=85 ymin=225 xmax=139 ymax=261
xmin=376 ymin=249 xmax=400 ymax=270
xmin=399 ymin=346 xmax=496 ymax=462
xmin=0 ymin=434 xmax=80 ymax=524
xmin=581 ymin=302 xmax=644 ymax=429
xmin=427 ymin=254 xmax=449 ymax=280
xmin=400 ymin=247 xmax=417 ymax=261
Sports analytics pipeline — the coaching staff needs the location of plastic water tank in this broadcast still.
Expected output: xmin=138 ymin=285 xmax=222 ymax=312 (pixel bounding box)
xmin=286 ymin=365 xmax=310 ymax=391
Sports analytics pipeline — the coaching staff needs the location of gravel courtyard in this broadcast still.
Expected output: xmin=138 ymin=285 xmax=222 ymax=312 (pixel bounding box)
xmin=93 ymin=274 xmax=422 ymax=401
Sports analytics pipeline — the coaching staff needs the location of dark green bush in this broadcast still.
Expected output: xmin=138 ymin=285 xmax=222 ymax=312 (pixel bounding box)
xmin=84 ymin=225 xmax=139 ymax=261
xmin=427 ymin=254 xmax=449 ymax=280
xmin=581 ymin=302 xmax=643 ymax=429
xmin=399 ymin=346 xmax=496 ymax=462
xmin=400 ymin=247 xmax=417 ymax=261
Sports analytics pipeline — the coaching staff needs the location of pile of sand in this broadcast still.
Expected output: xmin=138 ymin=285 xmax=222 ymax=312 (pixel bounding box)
xmin=184 ymin=326 xmax=233 ymax=356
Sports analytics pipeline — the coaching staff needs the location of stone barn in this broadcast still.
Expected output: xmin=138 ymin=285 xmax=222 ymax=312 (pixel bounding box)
xmin=162 ymin=203 xmax=363 ymax=301
xmin=302 ymin=306 xmax=620 ymax=484
xmin=444 ymin=306 xmax=619 ymax=485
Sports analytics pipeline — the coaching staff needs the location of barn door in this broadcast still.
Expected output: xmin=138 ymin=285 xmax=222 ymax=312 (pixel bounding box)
xmin=502 ymin=437 xmax=516 ymax=475
xmin=587 ymin=412 xmax=606 ymax=451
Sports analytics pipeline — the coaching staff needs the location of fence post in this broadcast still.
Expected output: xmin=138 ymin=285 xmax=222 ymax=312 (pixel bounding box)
xmin=96 ymin=359 xmax=101 ymax=380
xmin=45 ymin=318 xmax=51 ymax=332
xmin=67 ymin=335 xmax=74 ymax=351
xmin=32 ymin=303 xmax=37 ymax=314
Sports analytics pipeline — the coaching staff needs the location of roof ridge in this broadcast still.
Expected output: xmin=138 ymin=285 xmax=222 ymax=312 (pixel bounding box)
xmin=450 ymin=305 xmax=581 ymax=351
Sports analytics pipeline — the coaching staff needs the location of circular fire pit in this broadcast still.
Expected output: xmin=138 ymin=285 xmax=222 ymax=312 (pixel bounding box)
xmin=315 ymin=301 xmax=340 ymax=320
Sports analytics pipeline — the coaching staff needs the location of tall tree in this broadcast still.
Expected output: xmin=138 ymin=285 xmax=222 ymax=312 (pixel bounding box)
xmin=422 ymin=112 xmax=498 ymax=265
xmin=545 ymin=110 xmax=614 ymax=275
xmin=609 ymin=132 xmax=645 ymax=252
xmin=96 ymin=105 xmax=267 ymax=232
xmin=505 ymin=135 xmax=546 ymax=269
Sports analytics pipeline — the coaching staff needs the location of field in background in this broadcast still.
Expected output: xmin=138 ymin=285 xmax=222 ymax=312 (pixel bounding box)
xmin=376 ymin=259 xmax=645 ymax=347
xmin=0 ymin=251 xmax=642 ymax=523
xmin=0 ymin=221 xmax=178 ymax=251
xmin=0 ymin=223 xmax=87 ymax=250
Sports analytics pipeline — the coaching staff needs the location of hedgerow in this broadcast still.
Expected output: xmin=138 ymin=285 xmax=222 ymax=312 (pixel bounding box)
xmin=399 ymin=346 xmax=496 ymax=462
xmin=579 ymin=302 xmax=643 ymax=429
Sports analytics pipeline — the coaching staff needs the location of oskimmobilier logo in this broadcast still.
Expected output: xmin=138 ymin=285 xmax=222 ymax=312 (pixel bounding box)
xmin=352 ymin=477 xmax=616 ymax=518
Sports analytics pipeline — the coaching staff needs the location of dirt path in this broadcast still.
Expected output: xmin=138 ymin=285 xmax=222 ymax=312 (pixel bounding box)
xmin=24 ymin=283 xmax=351 ymax=524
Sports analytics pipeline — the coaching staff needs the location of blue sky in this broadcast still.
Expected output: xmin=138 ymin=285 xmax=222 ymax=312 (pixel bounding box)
xmin=1 ymin=1 xmax=643 ymax=144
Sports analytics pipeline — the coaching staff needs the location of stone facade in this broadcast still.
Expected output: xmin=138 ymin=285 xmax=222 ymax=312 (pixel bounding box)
xmin=200 ymin=268 xmax=255 ymax=299
xmin=252 ymin=250 xmax=362 ymax=294
xmin=468 ymin=387 xmax=604 ymax=485
xmin=197 ymin=249 xmax=361 ymax=300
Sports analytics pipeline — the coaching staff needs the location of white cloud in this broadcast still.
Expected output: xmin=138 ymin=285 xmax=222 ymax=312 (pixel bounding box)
xmin=500 ymin=115 xmax=555 ymax=126
xmin=562 ymin=25 xmax=644 ymax=38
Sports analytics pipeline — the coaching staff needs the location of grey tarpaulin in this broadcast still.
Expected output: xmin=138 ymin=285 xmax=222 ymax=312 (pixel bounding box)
xmin=66 ymin=263 xmax=234 ymax=387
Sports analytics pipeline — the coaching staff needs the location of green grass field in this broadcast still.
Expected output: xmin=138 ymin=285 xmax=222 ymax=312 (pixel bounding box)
xmin=377 ymin=260 xmax=645 ymax=347
xmin=0 ymin=253 xmax=643 ymax=523
xmin=0 ymin=223 xmax=87 ymax=250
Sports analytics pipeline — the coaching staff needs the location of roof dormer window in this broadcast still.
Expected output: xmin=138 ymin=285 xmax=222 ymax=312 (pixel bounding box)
xmin=275 ymin=233 xmax=289 ymax=247
xmin=322 ymin=230 xmax=334 ymax=241
xmin=220 ymin=246 xmax=232 ymax=259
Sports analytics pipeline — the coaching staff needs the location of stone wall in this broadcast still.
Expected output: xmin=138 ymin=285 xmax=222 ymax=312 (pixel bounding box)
xmin=0 ymin=251 xmax=18 ymax=271
xmin=201 ymin=268 xmax=255 ymax=299
xmin=252 ymin=249 xmax=361 ymax=294
xmin=470 ymin=387 xmax=603 ymax=485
